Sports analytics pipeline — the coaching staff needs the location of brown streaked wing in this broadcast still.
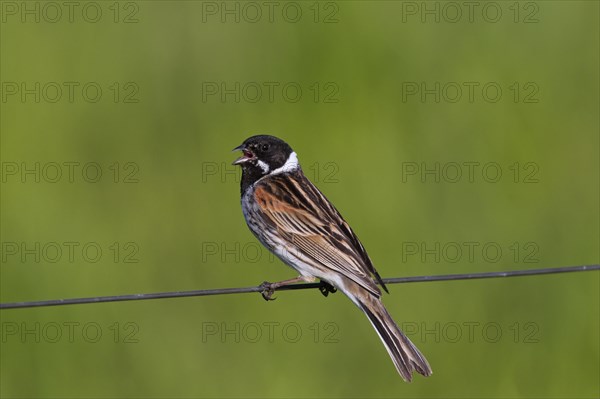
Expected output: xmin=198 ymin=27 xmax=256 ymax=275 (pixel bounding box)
xmin=296 ymin=174 xmax=388 ymax=292
xmin=253 ymin=173 xmax=382 ymax=296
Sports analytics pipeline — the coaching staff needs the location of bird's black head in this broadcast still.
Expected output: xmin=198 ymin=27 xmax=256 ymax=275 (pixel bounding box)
xmin=232 ymin=135 xmax=298 ymax=193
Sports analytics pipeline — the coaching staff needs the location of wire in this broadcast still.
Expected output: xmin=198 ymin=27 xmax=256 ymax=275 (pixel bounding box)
xmin=1 ymin=264 xmax=598 ymax=310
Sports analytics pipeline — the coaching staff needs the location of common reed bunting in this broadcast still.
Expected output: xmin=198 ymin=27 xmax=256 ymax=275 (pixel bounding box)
xmin=232 ymin=135 xmax=432 ymax=381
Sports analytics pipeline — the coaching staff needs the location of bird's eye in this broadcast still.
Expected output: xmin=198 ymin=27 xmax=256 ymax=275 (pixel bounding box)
xmin=262 ymin=144 xmax=270 ymax=151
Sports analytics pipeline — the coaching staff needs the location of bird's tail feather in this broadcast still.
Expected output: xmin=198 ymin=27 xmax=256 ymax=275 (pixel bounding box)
xmin=355 ymin=293 xmax=432 ymax=382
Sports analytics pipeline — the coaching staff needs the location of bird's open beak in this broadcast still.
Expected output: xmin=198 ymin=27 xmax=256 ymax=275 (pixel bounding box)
xmin=232 ymin=144 xmax=255 ymax=165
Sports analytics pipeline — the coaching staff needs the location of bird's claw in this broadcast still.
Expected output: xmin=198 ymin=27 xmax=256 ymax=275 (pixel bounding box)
xmin=259 ymin=281 xmax=277 ymax=301
xmin=318 ymin=280 xmax=337 ymax=297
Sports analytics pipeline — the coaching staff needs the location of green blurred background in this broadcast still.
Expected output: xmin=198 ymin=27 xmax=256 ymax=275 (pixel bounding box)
xmin=1 ymin=1 xmax=598 ymax=398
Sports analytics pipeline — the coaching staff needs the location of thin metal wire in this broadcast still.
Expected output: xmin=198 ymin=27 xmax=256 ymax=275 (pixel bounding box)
xmin=1 ymin=264 xmax=598 ymax=310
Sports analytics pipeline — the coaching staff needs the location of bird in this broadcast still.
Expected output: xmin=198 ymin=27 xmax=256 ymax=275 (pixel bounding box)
xmin=232 ymin=134 xmax=432 ymax=382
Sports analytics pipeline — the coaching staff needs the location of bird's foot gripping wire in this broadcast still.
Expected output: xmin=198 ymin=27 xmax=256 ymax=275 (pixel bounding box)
xmin=318 ymin=280 xmax=337 ymax=297
xmin=258 ymin=276 xmax=319 ymax=301
xmin=259 ymin=281 xmax=277 ymax=301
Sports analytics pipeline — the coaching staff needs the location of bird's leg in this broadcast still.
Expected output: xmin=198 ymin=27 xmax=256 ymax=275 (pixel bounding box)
xmin=318 ymin=280 xmax=337 ymax=297
xmin=259 ymin=276 xmax=316 ymax=301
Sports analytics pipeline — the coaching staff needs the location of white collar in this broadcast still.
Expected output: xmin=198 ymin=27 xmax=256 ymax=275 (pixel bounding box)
xmin=270 ymin=152 xmax=299 ymax=175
